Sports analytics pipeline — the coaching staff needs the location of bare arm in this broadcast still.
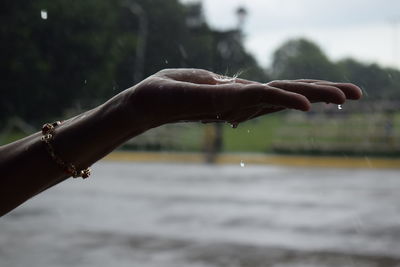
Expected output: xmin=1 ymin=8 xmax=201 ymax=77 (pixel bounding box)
xmin=0 ymin=68 xmax=362 ymax=216
xmin=0 ymin=96 xmax=149 ymax=216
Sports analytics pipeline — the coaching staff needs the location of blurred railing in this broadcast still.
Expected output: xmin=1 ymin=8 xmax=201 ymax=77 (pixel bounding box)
xmin=272 ymin=110 xmax=400 ymax=156
xmin=123 ymin=123 xmax=204 ymax=151
xmin=2 ymin=103 xmax=399 ymax=158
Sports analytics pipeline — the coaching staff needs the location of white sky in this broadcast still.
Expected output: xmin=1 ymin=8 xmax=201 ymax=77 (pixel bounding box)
xmin=182 ymin=0 xmax=400 ymax=69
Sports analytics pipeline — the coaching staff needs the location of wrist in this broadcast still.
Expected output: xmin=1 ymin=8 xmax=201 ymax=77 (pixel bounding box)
xmin=50 ymin=98 xmax=136 ymax=170
xmin=113 ymin=86 xmax=165 ymax=131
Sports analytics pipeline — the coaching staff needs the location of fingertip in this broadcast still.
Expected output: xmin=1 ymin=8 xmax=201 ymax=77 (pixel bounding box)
xmin=304 ymin=103 xmax=311 ymax=111
xmin=294 ymin=94 xmax=311 ymax=111
xmin=339 ymin=83 xmax=363 ymax=100
xmin=265 ymin=86 xmax=312 ymax=112
xmin=300 ymin=99 xmax=311 ymax=111
xmin=352 ymin=85 xmax=363 ymax=100
xmin=335 ymin=92 xmax=346 ymax=105
xmin=321 ymin=84 xmax=346 ymax=104
xmin=322 ymin=82 xmax=363 ymax=100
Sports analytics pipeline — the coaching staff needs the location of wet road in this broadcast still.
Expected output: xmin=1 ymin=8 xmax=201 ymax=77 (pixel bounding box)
xmin=1 ymin=161 xmax=400 ymax=267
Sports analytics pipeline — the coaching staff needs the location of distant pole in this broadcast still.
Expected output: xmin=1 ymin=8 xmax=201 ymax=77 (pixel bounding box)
xmin=236 ymin=6 xmax=248 ymax=33
xmin=124 ymin=2 xmax=148 ymax=84
xmin=389 ymin=18 xmax=400 ymax=69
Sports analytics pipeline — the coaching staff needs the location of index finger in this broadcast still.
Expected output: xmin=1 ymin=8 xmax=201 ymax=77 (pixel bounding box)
xmin=315 ymin=82 xmax=362 ymax=100
xmin=293 ymin=79 xmax=362 ymax=100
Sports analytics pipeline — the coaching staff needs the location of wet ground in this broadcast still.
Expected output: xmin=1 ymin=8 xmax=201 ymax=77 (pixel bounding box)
xmin=1 ymin=161 xmax=400 ymax=267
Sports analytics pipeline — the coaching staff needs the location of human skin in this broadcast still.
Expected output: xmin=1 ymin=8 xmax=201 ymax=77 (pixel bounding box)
xmin=0 ymin=68 xmax=362 ymax=216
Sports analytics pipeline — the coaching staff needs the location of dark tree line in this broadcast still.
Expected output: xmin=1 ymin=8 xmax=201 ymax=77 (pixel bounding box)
xmin=1 ymin=0 xmax=399 ymax=126
xmin=271 ymin=38 xmax=400 ymax=100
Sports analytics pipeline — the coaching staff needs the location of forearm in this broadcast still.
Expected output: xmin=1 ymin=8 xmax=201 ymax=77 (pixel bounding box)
xmin=0 ymin=91 xmax=149 ymax=216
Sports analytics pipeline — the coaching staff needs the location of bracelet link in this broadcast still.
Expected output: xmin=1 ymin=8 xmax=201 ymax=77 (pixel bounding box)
xmin=41 ymin=121 xmax=91 ymax=179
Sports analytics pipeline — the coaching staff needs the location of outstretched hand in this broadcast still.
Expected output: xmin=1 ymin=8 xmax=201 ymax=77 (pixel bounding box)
xmin=125 ymin=68 xmax=362 ymax=128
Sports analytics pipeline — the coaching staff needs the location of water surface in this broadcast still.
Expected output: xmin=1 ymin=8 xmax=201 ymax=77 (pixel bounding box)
xmin=1 ymin=161 xmax=400 ymax=266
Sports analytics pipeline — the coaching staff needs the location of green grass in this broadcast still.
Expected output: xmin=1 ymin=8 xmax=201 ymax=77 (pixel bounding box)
xmin=222 ymin=114 xmax=282 ymax=152
xmin=120 ymin=114 xmax=283 ymax=153
xmin=0 ymin=131 xmax=28 ymax=146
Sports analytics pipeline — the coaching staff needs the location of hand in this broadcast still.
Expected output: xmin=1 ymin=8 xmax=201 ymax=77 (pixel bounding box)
xmin=124 ymin=68 xmax=362 ymax=127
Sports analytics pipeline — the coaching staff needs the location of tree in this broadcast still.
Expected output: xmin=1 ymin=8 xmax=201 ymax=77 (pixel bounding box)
xmin=337 ymin=58 xmax=400 ymax=99
xmin=0 ymin=0 xmax=122 ymax=124
xmin=271 ymin=38 xmax=340 ymax=81
xmin=0 ymin=0 xmax=268 ymax=126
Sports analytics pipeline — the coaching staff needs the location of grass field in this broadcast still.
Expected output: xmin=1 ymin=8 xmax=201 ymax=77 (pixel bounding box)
xmin=222 ymin=114 xmax=281 ymax=152
xmin=0 ymin=131 xmax=28 ymax=146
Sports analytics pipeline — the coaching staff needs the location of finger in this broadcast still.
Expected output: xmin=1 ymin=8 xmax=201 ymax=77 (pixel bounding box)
xmin=162 ymin=81 xmax=311 ymax=113
xmin=267 ymin=81 xmax=346 ymax=104
xmin=292 ymin=79 xmax=362 ymax=100
xmin=314 ymin=82 xmax=362 ymax=100
xmin=237 ymin=84 xmax=311 ymax=111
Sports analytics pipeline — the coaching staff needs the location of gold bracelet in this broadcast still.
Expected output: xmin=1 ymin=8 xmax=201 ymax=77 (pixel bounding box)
xmin=41 ymin=121 xmax=91 ymax=179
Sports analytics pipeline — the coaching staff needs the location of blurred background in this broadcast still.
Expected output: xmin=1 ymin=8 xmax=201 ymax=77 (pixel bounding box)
xmin=1 ymin=0 xmax=400 ymax=266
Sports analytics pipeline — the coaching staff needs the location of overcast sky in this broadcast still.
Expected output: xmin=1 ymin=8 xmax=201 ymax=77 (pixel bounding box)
xmin=182 ymin=0 xmax=400 ymax=69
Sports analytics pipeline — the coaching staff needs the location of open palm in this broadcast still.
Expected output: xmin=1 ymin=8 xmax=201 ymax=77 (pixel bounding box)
xmin=126 ymin=68 xmax=362 ymax=127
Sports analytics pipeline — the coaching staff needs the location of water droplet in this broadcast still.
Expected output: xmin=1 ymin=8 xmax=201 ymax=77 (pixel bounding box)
xmin=216 ymin=114 xmax=220 ymax=119
xmin=165 ymin=59 xmax=169 ymax=64
xmin=247 ymin=129 xmax=250 ymax=133
xmin=338 ymin=105 xmax=342 ymax=110
xmin=230 ymin=122 xmax=239 ymax=129
xmin=40 ymin=10 xmax=48 ymax=20
xmin=84 ymin=79 xmax=87 ymax=84
xmin=214 ymin=75 xmax=236 ymax=84
xmin=240 ymin=160 xmax=245 ymax=167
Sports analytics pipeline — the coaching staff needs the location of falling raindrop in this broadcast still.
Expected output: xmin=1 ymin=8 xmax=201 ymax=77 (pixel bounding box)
xmin=338 ymin=105 xmax=343 ymax=110
xmin=84 ymin=79 xmax=87 ymax=84
xmin=240 ymin=160 xmax=245 ymax=167
xmin=40 ymin=10 xmax=48 ymax=20
xmin=165 ymin=59 xmax=169 ymax=64
xmin=247 ymin=129 xmax=250 ymax=133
